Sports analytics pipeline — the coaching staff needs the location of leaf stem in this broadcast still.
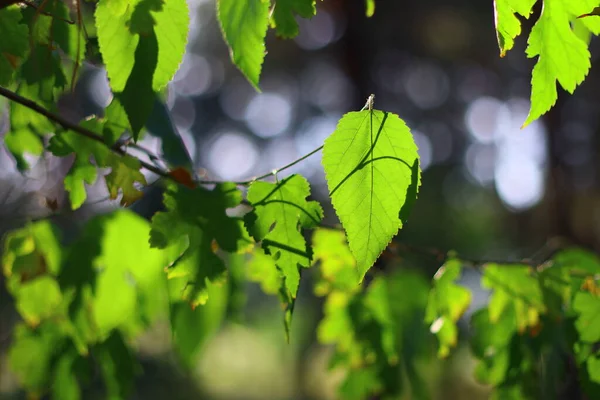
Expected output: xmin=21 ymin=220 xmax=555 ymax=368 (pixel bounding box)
xmin=238 ymin=145 xmax=324 ymax=185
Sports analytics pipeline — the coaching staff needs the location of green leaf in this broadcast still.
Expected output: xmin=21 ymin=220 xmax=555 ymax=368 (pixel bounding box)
xmin=493 ymin=0 xmax=536 ymax=56
xmin=49 ymin=125 xmax=146 ymax=208
xmin=574 ymin=292 xmax=600 ymax=342
xmin=217 ymin=0 xmax=269 ymax=89
xmin=14 ymin=276 xmax=63 ymax=326
xmin=482 ymin=264 xmax=545 ymax=333
xmin=425 ymin=259 xmax=472 ymax=357
xmin=365 ymin=0 xmax=375 ymax=17
xmin=103 ymin=98 xmax=130 ymax=145
xmin=248 ymin=246 xmax=283 ymax=295
xmin=271 ymin=0 xmax=316 ymax=38
xmin=64 ymin=161 xmax=98 ymax=210
xmin=116 ymin=30 xmax=158 ymax=138
xmin=0 ymin=6 xmax=29 ymax=85
xmin=95 ymin=0 xmax=189 ymax=92
xmin=312 ymin=228 xmax=359 ymax=295
xmin=245 ymin=174 xmax=323 ymax=298
xmin=96 ymin=331 xmax=139 ymax=400
xmin=322 ymin=109 xmax=420 ymax=282
xmin=523 ymin=0 xmax=600 ymax=126
xmin=171 ymin=282 xmax=228 ymax=368
xmin=145 ymin=97 xmax=194 ymax=170
xmin=60 ymin=210 xmax=169 ymax=339
xmin=95 ymin=0 xmax=189 ymax=137
xmin=588 ymin=355 xmax=600 ymax=384
xmin=52 ymin=350 xmax=82 ymax=400
xmin=470 ymin=308 xmax=517 ymax=385
xmin=105 ymin=155 xmax=147 ymax=206
xmin=2 ymin=220 xmax=62 ymax=279
xmin=8 ymin=323 xmax=64 ymax=392
xmin=150 ymin=182 xmax=251 ymax=307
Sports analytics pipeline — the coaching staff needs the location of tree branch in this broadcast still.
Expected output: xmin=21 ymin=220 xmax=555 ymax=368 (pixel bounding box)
xmin=0 ymin=86 xmax=176 ymax=180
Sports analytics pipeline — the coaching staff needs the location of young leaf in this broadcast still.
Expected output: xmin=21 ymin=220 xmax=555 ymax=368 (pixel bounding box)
xmin=322 ymin=109 xmax=420 ymax=282
xmin=425 ymin=259 xmax=472 ymax=358
xmin=245 ymin=174 xmax=323 ymax=298
xmin=271 ymin=0 xmax=316 ymax=38
xmin=0 ymin=6 xmax=29 ymax=85
xmin=493 ymin=0 xmax=536 ymax=57
xmin=217 ymin=0 xmax=269 ymax=89
xmin=150 ymin=182 xmax=251 ymax=307
xmin=523 ymin=0 xmax=600 ymax=126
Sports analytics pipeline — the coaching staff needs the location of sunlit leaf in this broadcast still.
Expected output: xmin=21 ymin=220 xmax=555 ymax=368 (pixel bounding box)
xmin=523 ymin=0 xmax=600 ymax=126
xmin=312 ymin=228 xmax=359 ymax=295
xmin=245 ymin=174 xmax=323 ymax=297
xmin=217 ymin=0 xmax=269 ymax=89
xmin=425 ymin=259 xmax=472 ymax=357
xmin=322 ymin=109 xmax=420 ymax=281
xmin=150 ymin=182 xmax=251 ymax=307
xmin=365 ymin=0 xmax=375 ymax=17
xmin=271 ymin=0 xmax=316 ymax=38
xmin=96 ymin=0 xmax=189 ymax=137
xmin=9 ymin=323 xmax=64 ymax=393
xmin=482 ymin=264 xmax=545 ymax=333
xmin=574 ymin=292 xmax=600 ymax=343
xmin=493 ymin=0 xmax=536 ymax=56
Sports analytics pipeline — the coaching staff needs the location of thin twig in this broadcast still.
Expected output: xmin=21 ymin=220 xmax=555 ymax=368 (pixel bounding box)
xmin=237 ymin=145 xmax=324 ymax=185
xmin=0 ymin=86 xmax=172 ymax=179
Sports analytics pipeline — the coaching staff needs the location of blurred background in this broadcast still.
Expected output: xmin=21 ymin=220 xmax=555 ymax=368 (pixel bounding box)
xmin=2 ymin=0 xmax=600 ymax=398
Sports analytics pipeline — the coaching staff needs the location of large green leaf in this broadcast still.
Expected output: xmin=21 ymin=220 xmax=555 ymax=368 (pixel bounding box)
xmin=150 ymin=182 xmax=252 ymax=307
xmin=322 ymin=109 xmax=420 ymax=281
xmin=245 ymin=174 xmax=323 ymax=298
xmin=95 ymin=0 xmax=189 ymax=137
xmin=217 ymin=0 xmax=269 ymax=89
xmin=425 ymin=259 xmax=472 ymax=358
xmin=0 ymin=6 xmax=29 ymax=85
xmin=271 ymin=0 xmax=316 ymax=38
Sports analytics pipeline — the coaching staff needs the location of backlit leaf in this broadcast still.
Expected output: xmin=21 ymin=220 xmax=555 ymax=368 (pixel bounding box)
xmin=150 ymin=182 xmax=251 ymax=307
xmin=217 ymin=0 xmax=269 ymax=89
xmin=493 ymin=0 xmax=536 ymax=56
xmin=482 ymin=264 xmax=545 ymax=333
xmin=245 ymin=174 xmax=323 ymax=298
xmin=365 ymin=0 xmax=375 ymax=17
xmin=322 ymin=109 xmax=420 ymax=281
xmin=96 ymin=0 xmax=189 ymax=137
xmin=523 ymin=0 xmax=600 ymax=126
xmin=271 ymin=0 xmax=316 ymax=38
xmin=312 ymin=228 xmax=359 ymax=295
xmin=425 ymin=259 xmax=472 ymax=357
xmin=574 ymin=292 xmax=600 ymax=343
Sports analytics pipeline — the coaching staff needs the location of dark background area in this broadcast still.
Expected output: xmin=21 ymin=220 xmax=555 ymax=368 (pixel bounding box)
xmin=2 ymin=0 xmax=600 ymax=398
